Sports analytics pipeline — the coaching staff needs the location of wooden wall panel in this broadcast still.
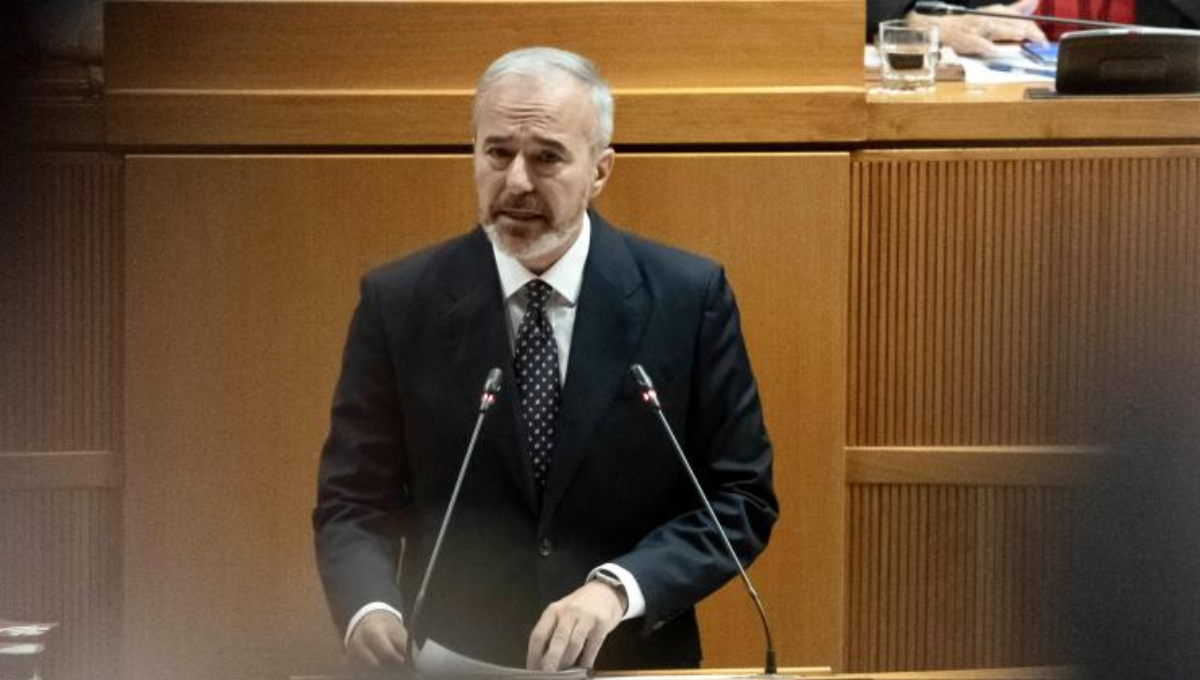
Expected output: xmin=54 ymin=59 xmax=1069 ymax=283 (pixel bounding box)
xmin=122 ymin=153 xmax=847 ymax=680
xmin=122 ymin=156 xmax=473 ymax=680
xmin=845 ymin=446 xmax=1105 ymax=487
xmin=103 ymin=1 xmax=867 ymax=145
xmin=597 ymin=154 xmax=849 ymax=670
xmin=106 ymin=1 xmax=861 ymax=90
xmin=846 ymin=485 xmax=1076 ymax=673
xmin=0 ymin=155 xmax=124 ymax=452
xmin=105 ymin=88 xmax=867 ymax=147
xmin=0 ymin=490 xmax=122 ymax=680
xmin=849 ymin=149 xmax=1200 ymax=448
xmin=866 ymin=83 xmax=1200 ymax=142
xmin=0 ymin=154 xmax=124 ymax=680
xmin=846 ymin=147 xmax=1200 ymax=673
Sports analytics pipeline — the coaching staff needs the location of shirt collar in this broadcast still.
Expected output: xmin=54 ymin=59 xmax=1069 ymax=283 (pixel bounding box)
xmin=491 ymin=212 xmax=590 ymax=306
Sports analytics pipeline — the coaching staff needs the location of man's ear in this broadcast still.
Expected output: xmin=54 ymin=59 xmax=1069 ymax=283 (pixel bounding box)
xmin=590 ymin=148 xmax=616 ymax=198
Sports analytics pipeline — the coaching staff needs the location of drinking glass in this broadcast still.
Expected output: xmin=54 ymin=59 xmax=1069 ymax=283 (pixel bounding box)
xmin=877 ymin=19 xmax=940 ymax=93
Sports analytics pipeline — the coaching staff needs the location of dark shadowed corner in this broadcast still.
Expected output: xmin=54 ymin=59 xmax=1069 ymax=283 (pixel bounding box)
xmin=1070 ymin=267 xmax=1200 ymax=680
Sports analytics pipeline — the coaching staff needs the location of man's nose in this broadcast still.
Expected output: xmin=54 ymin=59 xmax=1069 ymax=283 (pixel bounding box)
xmin=505 ymin=154 xmax=533 ymax=193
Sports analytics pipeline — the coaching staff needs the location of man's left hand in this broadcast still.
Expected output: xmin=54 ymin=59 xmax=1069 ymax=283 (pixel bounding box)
xmin=527 ymin=580 xmax=627 ymax=671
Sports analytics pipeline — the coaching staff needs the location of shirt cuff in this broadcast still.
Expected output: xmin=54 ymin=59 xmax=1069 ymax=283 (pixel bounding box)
xmin=590 ymin=563 xmax=646 ymax=621
xmin=344 ymin=602 xmax=404 ymax=648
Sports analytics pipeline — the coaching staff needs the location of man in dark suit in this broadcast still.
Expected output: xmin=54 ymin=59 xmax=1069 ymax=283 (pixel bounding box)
xmin=313 ymin=47 xmax=778 ymax=673
xmin=868 ymin=0 xmax=1198 ymax=55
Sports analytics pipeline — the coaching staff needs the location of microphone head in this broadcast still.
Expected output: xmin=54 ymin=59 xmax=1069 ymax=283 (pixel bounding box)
xmin=629 ymin=364 xmax=662 ymax=409
xmin=483 ymin=367 xmax=503 ymax=396
xmin=913 ymin=1 xmax=961 ymax=15
xmin=630 ymin=364 xmax=655 ymax=390
xmin=479 ymin=367 xmax=503 ymax=412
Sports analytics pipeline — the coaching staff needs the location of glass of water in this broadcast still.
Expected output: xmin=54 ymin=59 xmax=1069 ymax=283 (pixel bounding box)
xmin=877 ymin=19 xmax=940 ymax=93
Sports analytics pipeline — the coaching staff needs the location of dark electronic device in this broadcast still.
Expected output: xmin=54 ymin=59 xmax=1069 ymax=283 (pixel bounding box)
xmin=1057 ymin=29 xmax=1200 ymax=95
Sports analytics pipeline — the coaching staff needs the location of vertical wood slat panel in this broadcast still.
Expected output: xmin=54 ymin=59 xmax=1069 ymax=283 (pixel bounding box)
xmin=0 ymin=490 xmax=122 ymax=680
xmin=0 ymin=154 xmax=124 ymax=680
xmin=0 ymin=154 xmax=123 ymax=452
xmin=849 ymin=151 xmax=1200 ymax=447
xmin=845 ymin=485 xmax=1077 ymax=672
xmin=847 ymin=149 xmax=1200 ymax=672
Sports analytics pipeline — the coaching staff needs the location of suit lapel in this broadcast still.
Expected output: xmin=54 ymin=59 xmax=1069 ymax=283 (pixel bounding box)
xmin=436 ymin=229 xmax=538 ymax=516
xmin=540 ymin=213 xmax=650 ymax=524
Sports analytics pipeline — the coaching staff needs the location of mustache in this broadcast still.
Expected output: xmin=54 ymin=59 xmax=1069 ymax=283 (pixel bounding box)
xmin=494 ymin=194 xmax=546 ymax=214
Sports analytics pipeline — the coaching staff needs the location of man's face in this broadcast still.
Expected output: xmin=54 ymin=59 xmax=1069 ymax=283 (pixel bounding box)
xmin=474 ymin=72 xmax=614 ymax=273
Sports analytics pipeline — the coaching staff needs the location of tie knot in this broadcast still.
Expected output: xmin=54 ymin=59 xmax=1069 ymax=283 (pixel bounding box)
xmin=525 ymin=280 xmax=554 ymax=311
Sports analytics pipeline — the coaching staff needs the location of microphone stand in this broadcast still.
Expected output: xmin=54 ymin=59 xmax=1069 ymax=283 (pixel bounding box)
xmin=914 ymin=1 xmax=1138 ymax=29
xmin=406 ymin=368 xmax=503 ymax=661
xmin=630 ymin=364 xmax=777 ymax=676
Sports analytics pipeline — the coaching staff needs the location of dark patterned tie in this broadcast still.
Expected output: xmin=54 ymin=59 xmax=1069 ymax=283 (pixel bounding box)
xmin=513 ymin=280 xmax=562 ymax=494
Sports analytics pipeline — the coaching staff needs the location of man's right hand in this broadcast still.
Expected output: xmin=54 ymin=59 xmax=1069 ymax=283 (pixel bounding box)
xmin=908 ymin=0 xmax=1046 ymax=56
xmin=346 ymin=610 xmax=409 ymax=670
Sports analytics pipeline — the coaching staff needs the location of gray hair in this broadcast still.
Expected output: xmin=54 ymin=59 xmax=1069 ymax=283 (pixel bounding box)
xmin=473 ymin=47 xmax=615 ymax=152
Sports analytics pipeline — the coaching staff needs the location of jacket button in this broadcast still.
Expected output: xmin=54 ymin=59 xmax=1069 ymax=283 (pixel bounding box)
xmin=538 ymin=537 xmax=553 ymax=557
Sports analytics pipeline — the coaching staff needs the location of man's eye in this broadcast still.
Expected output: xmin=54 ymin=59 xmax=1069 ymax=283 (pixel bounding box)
xmin=538 ymin=151 xmax=564 ymax=163
xmin=487 ymin=148 xmax=513 ymax=160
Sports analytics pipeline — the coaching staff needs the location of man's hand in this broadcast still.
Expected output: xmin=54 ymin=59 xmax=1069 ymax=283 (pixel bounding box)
xmin=909 ymin=0 xmax=1047 ymax=56
xmin=527 ymin=580 xmax=627 ymax=671
xmin=346 ymin=610 xmax=409 ymax=671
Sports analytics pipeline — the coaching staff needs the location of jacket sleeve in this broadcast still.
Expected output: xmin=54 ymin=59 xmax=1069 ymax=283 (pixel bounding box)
xmin=868 ymin=0 xmax=920 ymax=38
xmin=312 ymin=275 xmax=410 ymax=637
xmin=1152 ymin=0 xmax=1200 ymax=27
xmin=613 ymin=267 xmax=779 ymax=636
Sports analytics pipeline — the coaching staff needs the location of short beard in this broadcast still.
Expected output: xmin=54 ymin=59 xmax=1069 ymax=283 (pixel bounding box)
xmin=482 ymin=208 xmax=584 ymax=270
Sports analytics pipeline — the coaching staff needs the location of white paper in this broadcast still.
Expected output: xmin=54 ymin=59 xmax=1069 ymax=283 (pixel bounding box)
xmin=413 ymin=638 xmax=589 ymax=680
xmin=0 ymin=643 xmax=45 ymax=655
xmin=0 ymin=622 xmax=56 ymax=638
xmin=962 ymin=44 xmax=1056 ymax=84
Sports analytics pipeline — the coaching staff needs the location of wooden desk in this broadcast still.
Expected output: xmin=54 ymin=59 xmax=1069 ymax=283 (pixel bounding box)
xmin=867 ymin=82 xmax=1200 ymax=142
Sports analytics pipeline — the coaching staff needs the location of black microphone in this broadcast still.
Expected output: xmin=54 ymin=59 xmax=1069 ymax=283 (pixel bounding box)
xmin=629 ymin=364 xmax=778 ymax=676
xmin=914 ymin=1 xmax=1138 ymax=29
xmin=407 ymin=368 xmax=503 ymax=652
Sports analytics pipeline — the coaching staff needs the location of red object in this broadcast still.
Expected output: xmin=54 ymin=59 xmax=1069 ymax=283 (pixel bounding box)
xmin=1038 ymin=0 xmax=1136 ymax=39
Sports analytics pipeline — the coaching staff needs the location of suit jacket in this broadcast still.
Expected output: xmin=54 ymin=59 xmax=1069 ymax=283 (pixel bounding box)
xmin=866 ymin=0 xmax=1200 ymax=38
xmin=313 ymin=210 xmax=779 ymax=669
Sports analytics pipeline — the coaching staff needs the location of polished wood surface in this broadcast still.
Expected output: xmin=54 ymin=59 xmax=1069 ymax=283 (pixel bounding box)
xmin=106 ymin=87 xmax=867 ymax=146
xmin=102 ymin=0 xmax=1200 ymax=147
xmin=845 ymin=446 xmax=1105 ymax=487
xmin=122 ymin=156 xmax=472 ymax=680
xmin=106 ymin=1 xmax=860 ymax=89
xmin=867 ymin=83 xmax=1200 ymax=141
xmin=106 ymin=80 xmax=1200 ymax=145
xmin=596 ymin=154 xmax=849 ymax=668
xmin=599 ymin=666 xmax=1072 ymax=679
xmin=105 ymin=0 xmax=865 ymax=145
xmin=121 ymin=153 xmax=848 ymax=679
xmin=861 ymin=666 xmax=1075 ymax=679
